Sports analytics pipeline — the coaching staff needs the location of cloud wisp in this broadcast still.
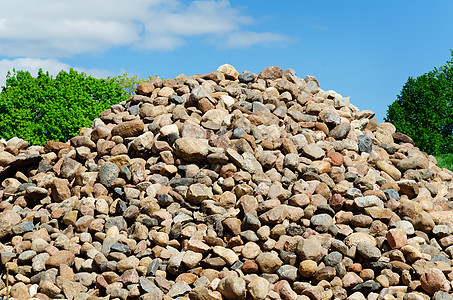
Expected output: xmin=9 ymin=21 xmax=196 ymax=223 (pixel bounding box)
xmin=0 ymin=0 xmax=289 ymax=58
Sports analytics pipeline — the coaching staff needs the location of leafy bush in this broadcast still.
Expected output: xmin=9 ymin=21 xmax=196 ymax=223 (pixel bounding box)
xmin=0 ymin=68 xmax=127 ymax=145
xmin=385 ymin=51 xmax=453 ymax=154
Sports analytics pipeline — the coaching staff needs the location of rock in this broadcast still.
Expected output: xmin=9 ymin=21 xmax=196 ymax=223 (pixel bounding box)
xmin=296 ymin=236 xmax=328 ymax=262
xmin=111 ymin=119 xmax=144 ymax=137
xmin=356 ymin=243 xmax=381 ymax=260
xmin=217 ymin=64 xmax=239 ymax=80
xmin=358 ymin=135 xmax=372 ymax=154
xmin=344 ymin=232 xmax=377 ymax=247
xmin=376 ymin=161 xmax=401 ymax=180
xmin=187 ymin=183 xmax=213 ymax=205
xmin=387 ymin=229 xmax=408 ymax=249
xmin=98 ymin=162 xmax=120 ymax=187
xmin=217 ymin=277 xmax=246 ymax=300
xmin=420 ymin=268 xmax=450 ymax=295
xmin=0 ymin=151 xmax=15 ymax=166
xmin=302 ymin=143 xmax=325 ymax=160
xmin=189 ymin=286 xmax=220 ymax=300
xmin=213 ymin=246 xmax=238 ymax=266
xmin=299 ymin=260 xmax=318 ymax=277
xmin=277 ymin=265 xmax=298 ymax=281
xmin=238 ymin=72 xmax=256 ymax=83
xmin=46 ymin=250 xmax=75 ymax=267
xmin=255 ymin=252 xmax=283 ymax=273
xmin=343 ymin=272 xmax=364 ymax=288
xmin=10 ymin=282 xmax=29 ymax=300
xmin=1 ymin=64 xmax=453 ymax=300
xmin=354 ymin=196 xmax=384 ymax=209
xmin=258 ymin=66 xmax=283 ymax=80
xmin=247 ymin=276 xmax=269 ymax=300
xmin=0 ymin=210 xmax=22 ymax=238
xmin=330 ymin=123 xmax=351 ymax=140
xmin=60 ymin=157 xmax=82 ymax=179
xmin=136 ymin=82 xmax=155 ymax=95
xmin=167 ymin=281 xmax=192 ymax=298
xmin=174 ymin=137 xmax=209 ymax=162
xmin=393 ymin=132 xmax=414 ymax=145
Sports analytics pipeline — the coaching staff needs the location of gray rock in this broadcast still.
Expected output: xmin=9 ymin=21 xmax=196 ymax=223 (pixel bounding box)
xmin=169 ymin=94 xmax=186 ymax=104
xmin=18 ymin=250 xmax=37 ymax=263
xmin=98 ymin=162 xmax=120 ymax=187
xmin=330 ymin=123 xmax=351 ymax=140
xmin=433 ymin=291 xmax=453 ymax=300
xmin=396 ymin=220 xmax=415 ymax=235
xmin=238 ymin=72 xmax=256 ymax=83
xmin=323 ymin=251 xmax=343 ymax=267
xmin=147 ymin=258 xmax=161 ymax=276
xmin=433 ymin=225 xmax=452 ymax=237
xmin=105 ymin=216 xmax=127 ymax=232
xmin=277 ymin=264 xmax=298 ymax=281
xmin=167 ymin=281 xmax=191 ymax=298
xmin=358 ymin=135 xmax=372 ymax=154
xmin=383 ymin=189 xmax=400 ymax=201
xmin=12 ymin=221 xmax=34 ymax=234
xmin=324 ymin=113 xmax=341 ymax=128
xmin=167 ymin=252 xmax=185 ymax=275
xmin=354 ymin=196 xmax=384 ymax=209
xmin=243 ymin=213 xmax=261 ymax=231
xmin=311 ymin=213 xmax=334 ymax=232
xmin=356 ymin=243 xmax=381 ymax=260
xmin=252 ymin=102 xmax=269 ymax=114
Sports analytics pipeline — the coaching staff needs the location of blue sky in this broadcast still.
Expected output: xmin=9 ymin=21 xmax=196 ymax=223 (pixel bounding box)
xmin=1 ymin=0 xmax=453 ymax=122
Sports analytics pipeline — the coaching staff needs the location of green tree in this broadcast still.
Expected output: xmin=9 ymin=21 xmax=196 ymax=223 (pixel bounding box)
xmin=0 ymin=68 xmax=127 ymax=145
xmin=385 ymin=51 xmax=453 ymax=154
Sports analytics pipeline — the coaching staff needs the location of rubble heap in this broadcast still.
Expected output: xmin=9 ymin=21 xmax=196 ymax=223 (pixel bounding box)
xmin=1 ymin=64 xmax=453 ymax=300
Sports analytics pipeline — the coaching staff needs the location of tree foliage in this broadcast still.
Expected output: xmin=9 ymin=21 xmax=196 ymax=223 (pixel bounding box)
xmin=385 ymin=52 xmax=453 ymax=154
xmin=0 ymin=68 xmax=127 ymax=145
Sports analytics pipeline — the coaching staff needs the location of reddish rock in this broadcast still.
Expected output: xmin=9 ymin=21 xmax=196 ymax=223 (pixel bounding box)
xmin=242 ymin=260 xmax=259 ymax=273
xmin=420 ymin=268 xmax=450 ymax=294
xmin=392 ymin=132 xmax=414 ymax=145
xmin=387 ymin=229 xmax=408 ymax=249
xmin=330 ymin=194 xmax=345 ymax=210
xmin=326 ymin=152 xmax=344 ymax=166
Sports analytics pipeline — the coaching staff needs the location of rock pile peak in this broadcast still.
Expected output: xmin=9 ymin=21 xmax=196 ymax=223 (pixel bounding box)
xmin=1 ymin=64 xmax=453 ymax=299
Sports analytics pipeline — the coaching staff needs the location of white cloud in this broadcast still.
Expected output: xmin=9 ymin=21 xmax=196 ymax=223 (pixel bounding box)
xmin=0 ymin=0 xmax=289 ymax=57
xmin=0 ymin=58 xmax=114 ymax=87
xmin=222 ymin=31 xmax=291 ymax=48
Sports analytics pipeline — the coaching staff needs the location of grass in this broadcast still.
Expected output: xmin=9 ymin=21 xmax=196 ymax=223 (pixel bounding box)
xmin=435 ymin=153 xmax=453 ymax=171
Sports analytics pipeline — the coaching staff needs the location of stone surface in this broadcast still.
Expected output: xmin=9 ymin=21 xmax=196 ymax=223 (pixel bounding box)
xmin=0 ymin=64 xmax=452 ymax=300
xmin=217 ymin=277 xmax=246 ymax=300
xmin=420 ymin=268 xmax=451 ymax=295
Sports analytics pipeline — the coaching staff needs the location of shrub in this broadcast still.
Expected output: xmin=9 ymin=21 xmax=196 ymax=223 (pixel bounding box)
xmin=0 ymin=68 xmax=127 ymax=145
xmin=385 ymin=51 xmax=453 ymax=154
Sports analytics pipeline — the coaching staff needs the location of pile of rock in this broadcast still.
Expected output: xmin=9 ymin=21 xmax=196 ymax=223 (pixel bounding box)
xmin=1 ymin=64 xmax=453 ymax=300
